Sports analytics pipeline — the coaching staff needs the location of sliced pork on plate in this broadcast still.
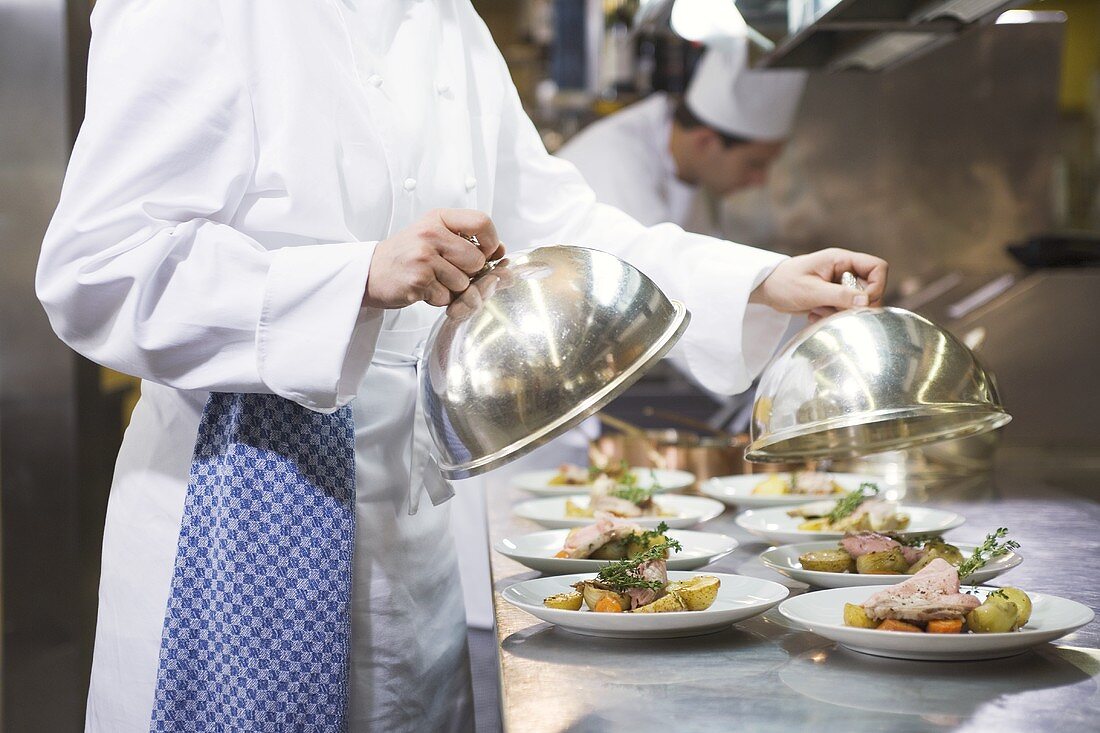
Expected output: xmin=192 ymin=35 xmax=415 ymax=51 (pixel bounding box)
xmin=861 ymin=558 xmax=981 ymax=623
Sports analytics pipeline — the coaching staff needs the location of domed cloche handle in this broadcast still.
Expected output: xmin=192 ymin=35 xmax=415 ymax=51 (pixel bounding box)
xmin=841 ymin=271 xmax=865 ymax=292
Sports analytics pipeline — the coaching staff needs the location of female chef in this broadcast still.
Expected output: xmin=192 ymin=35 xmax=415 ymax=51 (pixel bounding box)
xmin=37 ymin=2 xmax=886 ymax=731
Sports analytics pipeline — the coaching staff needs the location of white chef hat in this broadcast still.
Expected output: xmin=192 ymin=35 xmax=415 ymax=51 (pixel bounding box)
xmin=685 ymin=40 xmax=808 ymax=141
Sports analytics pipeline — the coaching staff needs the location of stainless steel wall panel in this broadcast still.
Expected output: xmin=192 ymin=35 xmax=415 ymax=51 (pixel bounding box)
xmin=717 ymin=22 xmax=1062 ymax=281
xmin=1 ymin=0 xmax=94 ymax=729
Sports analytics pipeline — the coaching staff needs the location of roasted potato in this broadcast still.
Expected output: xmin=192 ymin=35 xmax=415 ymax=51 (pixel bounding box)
xmin=564 ymin=499 xmax=593 ymax=518
xmin=666 ymin=576 xmax=721 ymax=611
xmin=632 ymin=592 xmax=687 ymax=613
xmin=966 ymin=596 xmax=1019 ymax=633
xmin=924 ymin=540 xmax=964 ymax=565
xmin=855 ymin=548 xmax=910 ymax=575
xmin=797 ymin=518 xmax=830 ymax=531
xmin=543 ymin=592 xmax=583 ymax=611
xmin=908 ymin=544 xmax=966 ymax=574
xmin=625 ymin=533 xmax=671 ymax=558
xmin=799 ymin=548 xmax=855 ymax=573
xmin=997 ymin=588 xmax=1032 ymax=627
xmin=843 ymin=603 xmax=878 ymax=628
xmin=752 ymin=474 xmax=790 ymax=496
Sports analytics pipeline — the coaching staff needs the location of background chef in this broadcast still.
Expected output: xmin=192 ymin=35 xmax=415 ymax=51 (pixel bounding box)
xmin=558 ymin=42 xmax=806 ymax=235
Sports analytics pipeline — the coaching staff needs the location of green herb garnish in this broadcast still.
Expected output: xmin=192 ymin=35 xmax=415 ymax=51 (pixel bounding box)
xmin=596 ymin=539 xmax=682 ymax=592
xmin=622 ymin=521 xmax=671 ymax=547
xmin=886 ymin=532 xmax=940 ymax=548
xmin=589 ymin=459 xmax=631 ymax=481
xmin=988 ymin=589 xmax=1010 ymax=600
xmin=827 ymin=482 xmax=879 ymax=523
xmin=610 ymin=482 xmax=655 ymax=505
xmin=956 ymin=528 xmax=1019 ymax=579
xmin=608 ymin=468 xmax=656 ymax=504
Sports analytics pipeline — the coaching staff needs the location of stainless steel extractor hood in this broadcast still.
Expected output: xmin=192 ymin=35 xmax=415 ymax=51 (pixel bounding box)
xmin=758 ymin=0 xmax=1037 ymax=71
xmin=637 ymin=1 xmax=1058 ymax=73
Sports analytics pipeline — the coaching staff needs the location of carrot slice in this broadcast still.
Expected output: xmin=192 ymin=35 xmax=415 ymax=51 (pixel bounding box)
xmin=554 ymin=551 xmax=570 ymax=558
xmin=927 ymin=618 xmax=964 ymax=634
xmin=877 ymin=619 xmax=923 ymax=633
xmin=594 ymin=597 xmax=623 ymax=613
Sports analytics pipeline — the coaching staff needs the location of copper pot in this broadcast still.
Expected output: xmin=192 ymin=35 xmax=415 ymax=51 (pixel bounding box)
xmin=592 ymin=429 xmax=794 ymax=491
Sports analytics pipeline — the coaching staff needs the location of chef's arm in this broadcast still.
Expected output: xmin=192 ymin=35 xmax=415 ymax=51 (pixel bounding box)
xmin=36 ymin=0 xmax=378 ymax=412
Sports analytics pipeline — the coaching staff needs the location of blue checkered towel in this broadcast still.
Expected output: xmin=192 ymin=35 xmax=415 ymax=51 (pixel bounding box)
xmin=149 ymin=393 xmax=356 ymax=732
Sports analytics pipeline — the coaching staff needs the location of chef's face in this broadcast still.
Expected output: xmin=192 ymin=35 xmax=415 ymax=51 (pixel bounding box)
xmin=696 ymin=136 xmax=785 ymax=196
xmin=671 ymin=123 xmax=785 ymax=196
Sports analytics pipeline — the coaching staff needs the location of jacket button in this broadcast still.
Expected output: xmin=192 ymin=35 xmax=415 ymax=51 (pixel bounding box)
xmin=366 ymin=74 xmax=383 ymax=87
xmin=436 ymin=81 xmax=451 ymax=95
xmin=464 ymin=176 xmax=477 ymax=191
xmin=403 ymin=178 xmax=417 ymax=192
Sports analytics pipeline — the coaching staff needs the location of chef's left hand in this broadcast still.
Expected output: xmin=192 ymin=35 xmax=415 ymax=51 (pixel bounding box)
xmin=749 ymin=248 xmax=888 ymax=322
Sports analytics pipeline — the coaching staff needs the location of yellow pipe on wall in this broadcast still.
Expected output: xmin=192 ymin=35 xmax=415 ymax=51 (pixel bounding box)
xmin=1027 ymin=0 xmax=1100 ymax=111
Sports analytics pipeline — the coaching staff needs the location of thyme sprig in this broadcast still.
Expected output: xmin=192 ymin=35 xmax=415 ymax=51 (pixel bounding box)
xmin=885 ymin=532 xmax=941 ymax=548
xmin=621 ymin=521 xmax=671 ymax=547
xmin=589 ymin=459 xmax=631 ymax=481
xmin=610 ymin=483 xmax=655 ymax=505
xmin=596 ymin=539 xmax=682 ymax=592
xmin=956 ymin=528 xmax=1019 ymax=579
xmin=827 ymin=482 xmax=880 ymax=523
xmin=608 ymin=467 xmax=660 ymax=504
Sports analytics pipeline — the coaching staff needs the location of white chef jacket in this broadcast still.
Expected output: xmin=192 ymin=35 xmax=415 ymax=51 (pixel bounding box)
xmin=558 ymin=93 xmax=700 ymax=229
xmin=36 ymin=2 xmax=790 ymax=732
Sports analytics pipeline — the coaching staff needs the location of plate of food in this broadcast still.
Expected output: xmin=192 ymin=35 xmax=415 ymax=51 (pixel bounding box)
xmin=760 ymin=528 xmax=1023 ymax=588
xmin=778 ymin=559 xmax=1093 ymax=660
xmin=735 ymin=484 xmax=962 ymax=544
xmin=516 ymin=462 xmax=695 ymax=496
xmin=502 ymin=540 xmax=788 ymax=638
xmin=702 ymin=471 xmax=903 ymax=509
xmin=513 ymin=492 xmax=725 ymax=529
xmin=495 ymin=518 xmax=738 ymax=575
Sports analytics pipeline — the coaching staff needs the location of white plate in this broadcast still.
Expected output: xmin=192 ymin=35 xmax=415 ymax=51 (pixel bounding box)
xmin=701 ymin=472 xmax=903 ymax=509
xmin=779 ymin=585 xmax=1094 ymax=661
xmin=760 ymin=541 xmax=1023 ymax=588
xmin=494 ymin=529 xmax=738 ymax=575
xmin=502 ymin=571 xmax=789 ymax=638
xmin=735 ymin=505 xmax=964 ymax=545
xmin=515 ymin=468 xmax=696 ymax=496
xmin=513 ymin=494 xmax=725 ymax=529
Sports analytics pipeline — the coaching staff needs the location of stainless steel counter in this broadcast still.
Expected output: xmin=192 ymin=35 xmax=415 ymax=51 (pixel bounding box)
xmin=486 ymin=443 xmax=1100 ymax=732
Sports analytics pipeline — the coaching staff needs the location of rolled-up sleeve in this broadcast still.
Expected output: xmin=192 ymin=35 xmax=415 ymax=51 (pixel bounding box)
xmin=36 ymin=0 xmax=380 ymax=412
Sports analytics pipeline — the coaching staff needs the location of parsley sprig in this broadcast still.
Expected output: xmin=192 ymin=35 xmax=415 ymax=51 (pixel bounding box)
xmin=827 ymin=482 xmax=879 ymax=523
xmin=595 ymin=539 xmax=682 ymax=592
xmin=956 ymin=528 xmax=1019 ymax=579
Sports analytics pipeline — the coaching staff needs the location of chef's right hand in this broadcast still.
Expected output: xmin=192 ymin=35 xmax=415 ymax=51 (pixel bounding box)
xmin=363 ymin=209 xmax=505 ymax=308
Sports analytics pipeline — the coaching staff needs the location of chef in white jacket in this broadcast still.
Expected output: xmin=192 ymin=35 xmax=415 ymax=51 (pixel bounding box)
xmin=36 ymin=2 xmax=886 ymax=732
xmin=558 ymin=43 xmax=806 ymax=232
